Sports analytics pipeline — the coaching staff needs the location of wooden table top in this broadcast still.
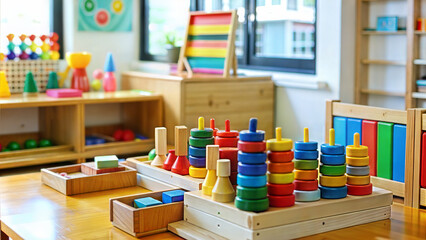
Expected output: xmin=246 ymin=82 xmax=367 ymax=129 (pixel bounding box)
xmin=1 ymin=172 xmax=426 ymax=240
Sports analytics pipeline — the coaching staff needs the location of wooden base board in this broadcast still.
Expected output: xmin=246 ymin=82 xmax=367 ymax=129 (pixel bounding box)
xmin=168 ymin=221 xmax=227 ymax=240
xmin=136 ymin=173 xmax=180 ymax=191
xmin=128 ymin=158 xmax=204 ymax=191
xmin=371 ymin=176 xmax=404 ymax=197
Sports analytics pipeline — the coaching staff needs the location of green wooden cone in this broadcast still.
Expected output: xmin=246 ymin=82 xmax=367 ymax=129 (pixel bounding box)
xmin=46 ymin=72 xmax=59 ymax=89
xmin=23 ymin=71 xmax=38 ymax=93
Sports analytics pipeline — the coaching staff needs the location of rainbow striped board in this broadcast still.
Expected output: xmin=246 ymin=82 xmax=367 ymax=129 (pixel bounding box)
xmin=178 ymin=11 xmax=238 ymax=77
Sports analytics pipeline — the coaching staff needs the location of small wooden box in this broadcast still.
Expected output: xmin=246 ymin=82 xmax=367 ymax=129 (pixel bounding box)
xmin=81 ymin=162 xmax=125 ymax=175
xmin=110 ymin=190 xmax=184 ymax=237
xmin=41 ymin=164 xmax=137 ymax=195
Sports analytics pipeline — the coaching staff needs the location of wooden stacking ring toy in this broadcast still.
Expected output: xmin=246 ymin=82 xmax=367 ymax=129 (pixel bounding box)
xmin=294 ymin=189 xmax=320 ymax=202
xmin=294 ymin=180 xmax=318 ymax=191
xmin=189 ymin=146 xmax=206 ymax=157
xmin=189 ymin=136 xmax=214 ymax=148
xmin=267 ymin=183 xmax=294 ymax=195
xmin=215 ymin=137 xmax=239 ymax=147
xmin=320 ymin=164 xmax=346 ymax=176
xmin=319 ymin=186 xmax=347 ymax=199
xmin=266 ymin=127 xmax=293 ymax=152
xmin=238 ymin=162 xmax=267 ymax=176
xmin=294 ymin=169 xmax=318 ymax=180
xmin=268 ymin=194 xmax=295 ymax=207
xmin=190 ymin=117 xmax=213 ymax=138
xmin=320 ymin=154 xmax=346 ymax=165
xmin=219 ymin=148 xmax=238 ymax=160
xmin=216 ymin=119 xmax=239 ymax=138
xmin=235 ymin=196 xmax=269 ymax=212
xmin=267 ymin=151 xmax=294 ymax=163
xmin=238 ymin=151 xmax=267 ymax=165
xmin=188 ymin=156 xmax=206 ymax=168
xmin=236 ymin=185 xmax=268 ymax=200
xmin=320 ymin=130 xmax=345 ymax=154
xmin=346 ymin=165 xmax=370 ymax=176
xmin=239 ymin=118 xmax=265 ymax=142
xmin=293 ymin=159 xmax=318 ymax=170
xmin=346 ymin=133 xmax=368 ymax=157
xmin=319 ymin=175 xmax=347 ymax=187
xmin=347 ymin=183 xmax=373 ymax=195
xmin=294 ymin=150 xmax=318 ymax=160
xmin=346 ymin=156 xmax=369 ymax=166
xmin=189 ymin=165 xmax=207 ymax=178
xmin=238 ymin=140 xmax=266 ymax=152
xmin=347 ymin=175 xmax=370 ymax=185
xmin=268 ymin=161 xmax=294 ymax=173
xmin=267 ymin=172 xmax=294 ymax=184
xmin=294 ymin=128 xmax=318 ymax=151
xmin=237 ymin=174 xmax=267 ymax=188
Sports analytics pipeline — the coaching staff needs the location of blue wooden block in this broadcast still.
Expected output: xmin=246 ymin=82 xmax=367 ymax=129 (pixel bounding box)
xmin=346 ymin=118 xmax=362 ymax=146
xmin=162 ymin=190 xmax=185 ymax=203
xmin=237 ymin=174 xmax=267 ymax=188
xmin=319 ymin=186 xmax=347 ymax=199
xmin=294 ymin=150 xmax=318 ymax=160
xmin=294 ymin=141 xmax=318 ymax=151
xmin=320 ymin=144 xmax=345 ymax=155
xmin=134 ymin=197 xmax=162 ymax=208
xmin=320 ymin=154 xmax=346 ymax=165
xmin=189 ymin=146 xmax=206 ymax=157
xmin=238 ymin=151 xmax=267 ymax=165
xmin=333 ymin=117 xmax=347 ymax=146
xmin=188 ymin=156 xmax=206 ymax=168
xmin=238 ymin=162 xmax=267 ymax=176
xmin=392 ymin=124 xmax=406 ymax=183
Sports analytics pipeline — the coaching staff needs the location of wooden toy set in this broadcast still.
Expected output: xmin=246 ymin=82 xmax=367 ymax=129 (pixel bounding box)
xmin=410 ymin=108 xmax=426 ymax=208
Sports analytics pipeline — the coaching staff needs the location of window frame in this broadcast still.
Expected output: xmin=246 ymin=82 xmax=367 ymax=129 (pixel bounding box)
xmin=50 ymin=0 xmax=64 ymax=58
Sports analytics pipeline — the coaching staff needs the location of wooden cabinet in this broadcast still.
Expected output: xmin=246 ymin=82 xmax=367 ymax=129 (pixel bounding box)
xmin=122 ymin=72 xmax=274 ymax=143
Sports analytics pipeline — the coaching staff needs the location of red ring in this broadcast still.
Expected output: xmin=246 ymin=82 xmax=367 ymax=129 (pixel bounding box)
xmin=268 ymin=194 xmax=295 ymax=207
xmin=238 ymin=141 xmax=266 ymax=153
xmin=219 ymin=148 xmax=238 ymax=172
xmin=230 ymin=171 xmax=237 ymax=185
xmin=215 ymin=137 xmax=239 ymax=148
xmin=294 ymin=179 xmax=318 ymax=191
xmin=268 ymin=161 xmax=294 ymax=173
xmin=267 ymin=183 xmax=294 ymax=196
xmin=267 ymin=151 xmax=294 ymax=163
xmin=217 ymin=130 xmax=239 ymax=138
xmin=347 ymin=183 xmax=372 ymax=196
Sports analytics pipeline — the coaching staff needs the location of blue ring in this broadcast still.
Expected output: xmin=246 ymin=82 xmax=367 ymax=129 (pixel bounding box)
xmin=294 ymin=141 xmax=318 ymax=151
xmin=237 ymin=174 xmax=267 ymax=188
xmin=319 ymin=185 xmax=347 ymax=199
xmin=238 ymin=151 xmax=267 ymax=165
xmin=320 ymin=144 xmax=345 ymax=155
xmin=294 ymin=150 xmax=318 ymax=160
xmin=188 ymin=156 xmax=206 ymax=168
xmin=346 ymin=165 xmax=370 ymax=176
xmin=320 ymin=154 xmax=346 ymax=165
xmin=238 ymin=162 xmax=267 ymax=176
xmin=294 ymin=189 xmax=321 ymax=202
xmin=239 ymin=130 xmax=265 ymax=142
xmin=188 ymin=146 xmax=206 ymax=157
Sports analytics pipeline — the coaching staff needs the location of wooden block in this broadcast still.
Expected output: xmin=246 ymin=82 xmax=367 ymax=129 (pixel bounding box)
xmin=377 ymin=122 xmax=394 ymax=179
xmin=183 ymin=188 xmax=392 ymax=230
xmin=162 ymin=190 xmax=185 ymax=203
xmin=188 ymin=25 xmax=231 ymax=35
xmin=346 ymin=118 xmax=362 ymax=146
xmin=155 ymin=127 xmax=167 ymax=155
xmin=392 ymin=124 xmax=406 ymax=183
xmin=81 ymin=162 xmax=125 ymax=175
xmin=134 ymin=197 xmax=163 ymax=208
xmin=219 ymin=147 xmax=238 ymax=171
xmin=371 ymin=176 xmax=405 ymax=197
xmin=203 ymin=145 xmax=220 ymax=195
xmin=422 ymin=132 xmax=426 ymax=188
xmin=175 ymin=126 xmax=188 ymax=156
xmin=362 ymin=120 xmax=378 ymax=176
xmin=212 ymin=159 xmax=235 ymax=202
xmin=94 ymin=155 xmax=119 ymax=169
xmin=110 ymin=190 xmax=183 ymax=237
xmin=333 ymin=116 xmax=347 ymax=146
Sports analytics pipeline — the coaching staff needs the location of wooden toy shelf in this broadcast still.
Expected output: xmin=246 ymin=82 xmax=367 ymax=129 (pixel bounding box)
xmin=0 ymin=91 xmax=163 ymax=169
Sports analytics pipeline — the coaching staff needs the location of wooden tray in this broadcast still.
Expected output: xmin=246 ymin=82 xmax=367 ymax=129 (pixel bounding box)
xmin=127 ymin=156 xmax=204 ymax=191
xmin=169 ymin=187 xmax=392 ymax=240
xmin=41 ymin=164 xmax=137 ymax=195
xmin=109 ymin=190 xmax=184 ymax=237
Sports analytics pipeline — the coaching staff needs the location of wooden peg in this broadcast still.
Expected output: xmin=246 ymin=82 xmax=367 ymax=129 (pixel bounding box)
xmin=266 ymin=127 xmax=292 ymax=152
xmin=151 ymin=127 xmax=167 ymax=167
xmin=202 ymin=145 xmax=219 ymax=196
xmin=212 ymin=159 xmax=235 ymax=202
xmin=354 ymin=132 xmax=360 ymax=148
xmin=175 ymin=126 xmax=187 ymax=156
xmin=329 ymin=129 xmax=335 ymax=146
xmin=198 ymin=117 xmax=204 ymax=130
xmin=276 ymin=127 xmax=282 ymax=141
xmin=304 ymin=128 xmax=309 ymax=143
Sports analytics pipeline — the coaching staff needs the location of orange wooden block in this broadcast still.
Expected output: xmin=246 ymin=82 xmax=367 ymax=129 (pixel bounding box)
xmin=294 ymin=170 xmax=318 ymax=181
xmin=81 ymin=162 xmax=125 ymax=175
xmin=268 ymin=161 xmax=294 ymax=173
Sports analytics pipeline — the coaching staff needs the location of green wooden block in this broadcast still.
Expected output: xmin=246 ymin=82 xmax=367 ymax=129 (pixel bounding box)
xmin=377 ymin=122 xmax=393 ymax=179
xmin=94 ymin=155 xmax=119 ymax=169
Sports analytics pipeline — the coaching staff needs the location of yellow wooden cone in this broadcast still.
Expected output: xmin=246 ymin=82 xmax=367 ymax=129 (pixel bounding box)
xmin=0 ymin=71 xmax=11 ymax=97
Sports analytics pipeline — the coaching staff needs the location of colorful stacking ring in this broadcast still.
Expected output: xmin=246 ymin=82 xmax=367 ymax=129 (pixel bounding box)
xmin=189 ymin=166 xmax=207 ymax=178
xmin=238 ymin=151 xmax=267 ymax=165
xmin=293 ymin=159 xmax=318 ymax=170
xmin=215 ymin=137 xmax=239 ymax=147
xmin=346 ymin=145 xmax=368 ymax=157
xmin=238 ymin=141 xmax=266 ymax=153
xmin=347 ymin=183 xmax=373 ymax=196
xmin=236 ymin=186 xmax=268 ymax=200
xmin=190 ymin=128 xmax=213 ymax=138
xmin=320 ymin=154 xmax=346 ymax=165
xmin=268 ymin=194 xmax=295 ymax=207
xmin=217 ymin=130 xmax=239 ymax=138
xmin=235 ymin=196 xmax=269 ymax=212
xmin=268 ymin=161 xmax=294 ymax=173
xmin=346 ymin=165 xmax=370 ymax=176
xmin=320 ymin=144 xmax=345 ymax=155
xmin=294 ymin=170 xmax=318 ymax=180
xmin=267 ymin=172 xmax=294 ymax=184
xmin=319 ymin=185 xmax=347 ymax=199
xmin=267 ymin=151 xmax=294 ymax=163
xmin=319 ymin=175 xmax=347 ymax=187
xmin=239 ymin=130 xmax=265 ymax=142
xmin=346 ymin=156 xmax=369 ymax=166
xmin=188 ymin=156 xmax=206 ymax=168
xmin=237 ymin=174 xmax=267 ymax=188
xmin=320 ymin=164 xmax=346 ymax=176
xmin=346 ymin=175 xmax=370 ymax=185
xmin=189 ymin=136 xmax=214 ymax=148
xmin=294 ymin=179 xmax=318 ymax=191
xmin=238 ymin=162 xmax=267 ymax=176
xmin=189 ymin=146 xmax=206 ymax=157
xmin=294 ymin=189 xmax=320 ymax=202
xmin=267 ymin=183 xmax=294 ymax=196
xmin=266 ymin=138 xmax=293 ymax=152
xmin=294 ymin=150 xmax=318 ymax=160
xmin=294 ymin=141 xmax=318 ymax=151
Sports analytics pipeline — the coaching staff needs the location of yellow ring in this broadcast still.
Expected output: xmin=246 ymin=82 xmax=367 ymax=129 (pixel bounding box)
xmin=319 ymin=175 xmax=346 ymax=187
xmin=266 ymin=139 xmax=293 ymax=152
xmin=346 ymin=175 xmax=370 ymax=185
xmin=346 ymin=145 xmax=368 ymax=157
xmin=267 ymin=172 xmax=294 ymax=184
xmin=346 ymin=156 xmax=369 ymax=167
xmin=189 ymin=166 xmax=207 ymax=178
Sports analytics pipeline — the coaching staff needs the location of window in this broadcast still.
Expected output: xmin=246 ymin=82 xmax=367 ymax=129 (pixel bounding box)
xmin=287 ymin=0 xmax=298 ymax=10
xmin=0 ymin=0 xmax=63 ymax=58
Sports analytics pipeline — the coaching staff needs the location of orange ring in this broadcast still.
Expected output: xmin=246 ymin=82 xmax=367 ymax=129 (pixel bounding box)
xmin=268 ymin=161 xmax=294 ymax=173
xmin=294 ymin=170 xmax=318 ymax=181
xmin=267 ymin=150 xmax=294 ymax=163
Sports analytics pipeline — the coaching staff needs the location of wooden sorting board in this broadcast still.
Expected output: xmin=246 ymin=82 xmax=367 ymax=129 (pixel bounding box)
xmin=169 ymin=187 xmax=392 ymax=240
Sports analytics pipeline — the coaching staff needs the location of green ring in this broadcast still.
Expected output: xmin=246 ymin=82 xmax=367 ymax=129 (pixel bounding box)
xmin=190 ymin=128 xmax=213 ymax=138
xmin=234 ymin=197 xmax=269 ymax=212
xmin=293 ymin=159 xmax=318 ymax=170
xmin=189 ymin=136 xmax=214 ymax=147
xmin=320 ymin=164 xmax=346 ymax=176
xmin=236 ymin=186 xmax=267 ymax=200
